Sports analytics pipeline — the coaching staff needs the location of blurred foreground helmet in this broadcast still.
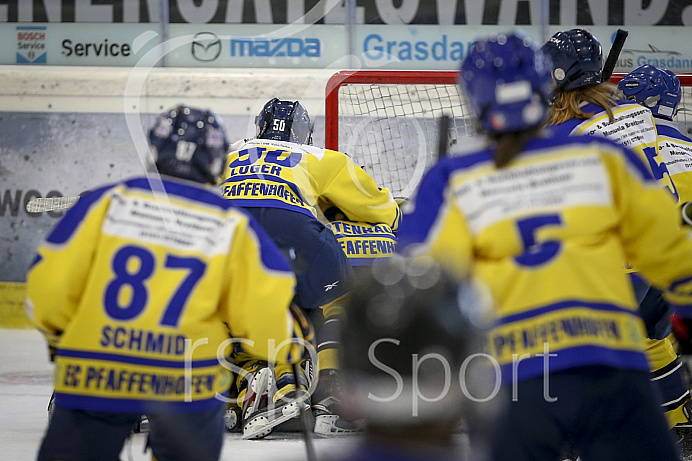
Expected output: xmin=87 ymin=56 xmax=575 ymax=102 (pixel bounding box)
xmin=542 ymin=28 xmax=603 ymax=92
xmin=149 ymin=105 xmax=229 ymax=184
xmin=255 ymin=98 xmax=313 ymax=145
xmin=340 ymin=256 xmax=493 ymax=427
xmin=460 ymin=31 xmax=552 ymax=134
xmin=618 ymin=65 xmax=681 ymax=120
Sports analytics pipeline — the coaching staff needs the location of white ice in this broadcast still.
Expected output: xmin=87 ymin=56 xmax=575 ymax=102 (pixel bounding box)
xmin=0 ymin=329 xmax=356 ymax=461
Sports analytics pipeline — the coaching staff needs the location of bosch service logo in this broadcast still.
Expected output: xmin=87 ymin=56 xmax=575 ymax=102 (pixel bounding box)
xmin=17 ymin=26 xmax=46 ymax=64
xmin=192 ymin=32 xmax=221 ymax=62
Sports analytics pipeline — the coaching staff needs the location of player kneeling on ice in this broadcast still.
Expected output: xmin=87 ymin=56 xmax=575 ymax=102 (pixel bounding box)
xmin=26 ymin=105 xmax=306 ymax=461
xmin=397 ymin=30 xmax=692 ymax=461
xmin=221 ymin=98 xmax=400 ymax=437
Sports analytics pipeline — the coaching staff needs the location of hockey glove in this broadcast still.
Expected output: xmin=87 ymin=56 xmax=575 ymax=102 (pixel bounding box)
xmin=671 ymin=313 xmax=692 ymax=355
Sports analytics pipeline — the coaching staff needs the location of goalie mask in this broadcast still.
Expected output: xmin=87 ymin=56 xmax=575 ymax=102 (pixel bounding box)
xmin=460 ymin=31 xmax=553 ymax=134
xmin=255 ymin=98 xmax=313 ymax=145
xmin=339 ymin=256 xmax=493 ymax=427
xmin=542 ymin=28 xmax=603 ymax=93
xmin=149 ymin=105 xmax=229 ymax=184
xmin=618 ymin=65 xmax=681 ymax=121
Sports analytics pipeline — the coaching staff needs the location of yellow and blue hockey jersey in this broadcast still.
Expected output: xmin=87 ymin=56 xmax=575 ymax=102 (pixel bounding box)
xmin=221 ymin=139 xmax=400 ymax=230
xmin=26 ymin=176 xmax=301 ymax=413
xmin=398 ymin=133 xmax=692 ymax=383
xmin=655 ymin=118 xmax=692 ymax=204
xmin=329 ymin=220 xmax=396 ymax=266
xmin=551 ymin=100 xmax=678 ymax=200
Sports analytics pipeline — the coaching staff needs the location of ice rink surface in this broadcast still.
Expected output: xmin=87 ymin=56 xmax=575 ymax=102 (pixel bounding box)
xmin=0 ymin=329 xmax=357 ymax=461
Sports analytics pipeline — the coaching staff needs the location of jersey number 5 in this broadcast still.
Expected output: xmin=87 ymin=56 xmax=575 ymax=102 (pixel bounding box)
xmin=514 ymin=214 xmax=563 ymax=267
xmin=104 ymin=245 xmax=206 ymax=327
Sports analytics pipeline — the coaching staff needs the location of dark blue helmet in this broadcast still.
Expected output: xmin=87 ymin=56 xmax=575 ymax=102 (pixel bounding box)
xmin=663 ymin=69 xmax=682 ymax=97
xmin=255 ymin=98 xmax=313 ymax=145
xmin=618 ymin=65 xmax=681 ymax=120
xmin=149 ymin=105 xmax=229 ymax=184
xmin=542 ymin=28 xmax=603 ymax=92
xmin=460 ymin=31 xmax=552 ymax=134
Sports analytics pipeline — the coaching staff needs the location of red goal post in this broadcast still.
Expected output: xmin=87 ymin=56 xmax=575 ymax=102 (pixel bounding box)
xmin=325 ymin=70 xmax=692 ymax=199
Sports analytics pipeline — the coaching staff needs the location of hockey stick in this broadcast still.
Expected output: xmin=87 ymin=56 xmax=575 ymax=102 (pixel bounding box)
xmin=601 ymin=29 xmax=628 ymax=82
xmin=292 ymin=362 xmax=317 ymax=461
xmin=26 ymin=195 xmax=80 ymax=213
xmin=437 ymin=114 xmax=451 ymax=160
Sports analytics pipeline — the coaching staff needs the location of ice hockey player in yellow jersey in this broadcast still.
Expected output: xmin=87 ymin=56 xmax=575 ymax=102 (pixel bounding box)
xmin=221 ymin=98 xmax=400 ymax=437
xmin=398 ymin=31 xmax=692 ymax=461
xmin=323 ymin=204 xmax=397 ymax=267
xmin=617 ymin=64 xmax=692 ymax=435
xmin=618 ymin=65 xmax=692 ymax=207
xmin=544 ymin=29 xmax=692 ymax=432
xmin=27 ymin=106 xmax=305 ymax=461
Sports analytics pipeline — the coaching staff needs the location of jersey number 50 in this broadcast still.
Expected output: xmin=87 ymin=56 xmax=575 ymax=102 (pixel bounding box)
xmin=230 ymin=147 xmax=302 ymax=168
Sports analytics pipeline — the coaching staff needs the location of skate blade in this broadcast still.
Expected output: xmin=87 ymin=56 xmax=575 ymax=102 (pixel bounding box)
xmin=313 ymin=414 xmax=363 ymax=437
xmin=242 ymin=401 xmax=309 ymax=440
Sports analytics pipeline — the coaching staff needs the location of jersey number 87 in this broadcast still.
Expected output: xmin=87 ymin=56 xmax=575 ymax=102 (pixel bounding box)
xmin=104 ymin=245 xmax=206 ymax=328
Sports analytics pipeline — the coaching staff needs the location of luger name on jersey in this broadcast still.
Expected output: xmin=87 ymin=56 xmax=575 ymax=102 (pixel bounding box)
xmin=221 ymin=139 xmax=401 ymax=230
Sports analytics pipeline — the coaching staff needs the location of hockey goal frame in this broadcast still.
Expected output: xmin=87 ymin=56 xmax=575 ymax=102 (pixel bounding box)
xmin=325 ymin=71 xmax=458 ymax=151
xmin=324 ymin=70 xmax=692 ymax=198
xmin=325 ymin=70 xmax=692 ymax=151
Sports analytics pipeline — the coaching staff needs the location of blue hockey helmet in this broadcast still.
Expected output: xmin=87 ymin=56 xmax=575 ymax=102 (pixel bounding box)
xmin=460 ymin=31 xmax=553 ymax=134
xmin=542 ymin=28 xmax=603 ymax=92
xmin=255 ymin=98 xmax=313 ymax=145
xmin=618 ymin=65 xmax=681 ymax=120
xmin=149 ymin=105 xmax=229 ymax=184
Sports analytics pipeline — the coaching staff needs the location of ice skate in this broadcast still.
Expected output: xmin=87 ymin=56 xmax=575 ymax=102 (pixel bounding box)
xmin=132 ymin=415 xmax=149 ymax=433
xmin=224 ymin=405 xmax=241 ymax=432
xmin=311 ymin=369 xmax=362 ymax=436
xmin=241 ymin=366 xmax=310 ymax=440
xmin=243 ymin=390 xmax=310 ymax=439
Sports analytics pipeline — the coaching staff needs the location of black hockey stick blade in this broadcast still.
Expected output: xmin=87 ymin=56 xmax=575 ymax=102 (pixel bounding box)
xmin=601 ymin=29 xmax=628 ymax=82
xmin=437 ymin=114 xmax=451 ymax=159
xmin=292 ymin=362 xmax=317 ymax=461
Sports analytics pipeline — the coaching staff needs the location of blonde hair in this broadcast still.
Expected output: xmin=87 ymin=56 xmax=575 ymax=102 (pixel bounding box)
xmin=548 ymin=83 xmax=620 ymax=126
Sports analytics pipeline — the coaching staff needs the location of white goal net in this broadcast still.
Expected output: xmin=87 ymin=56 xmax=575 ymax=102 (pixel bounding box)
xmin=325 ymin=71 xmax=692 ymax=200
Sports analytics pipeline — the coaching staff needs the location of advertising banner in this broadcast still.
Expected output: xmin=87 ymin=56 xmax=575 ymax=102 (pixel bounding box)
xmin=2 ymin=21 xmax=692 ymax=72
xmin=354 ymin=25 xmax=692 ymax=73
xmin=0 ymin=23 xmax=161 ymax=66
xmin=5 ymin=22 xmax=691 ymax=72
xmin=1 ymin=0 xmax=690 ymax=26
xmin=166 ymin=24 xmax=348 ymax=68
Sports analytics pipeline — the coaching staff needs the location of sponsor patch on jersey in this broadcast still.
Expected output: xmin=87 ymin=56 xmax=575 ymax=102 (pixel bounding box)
xmin=452 ymin=153 xmax=612 ymax=234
